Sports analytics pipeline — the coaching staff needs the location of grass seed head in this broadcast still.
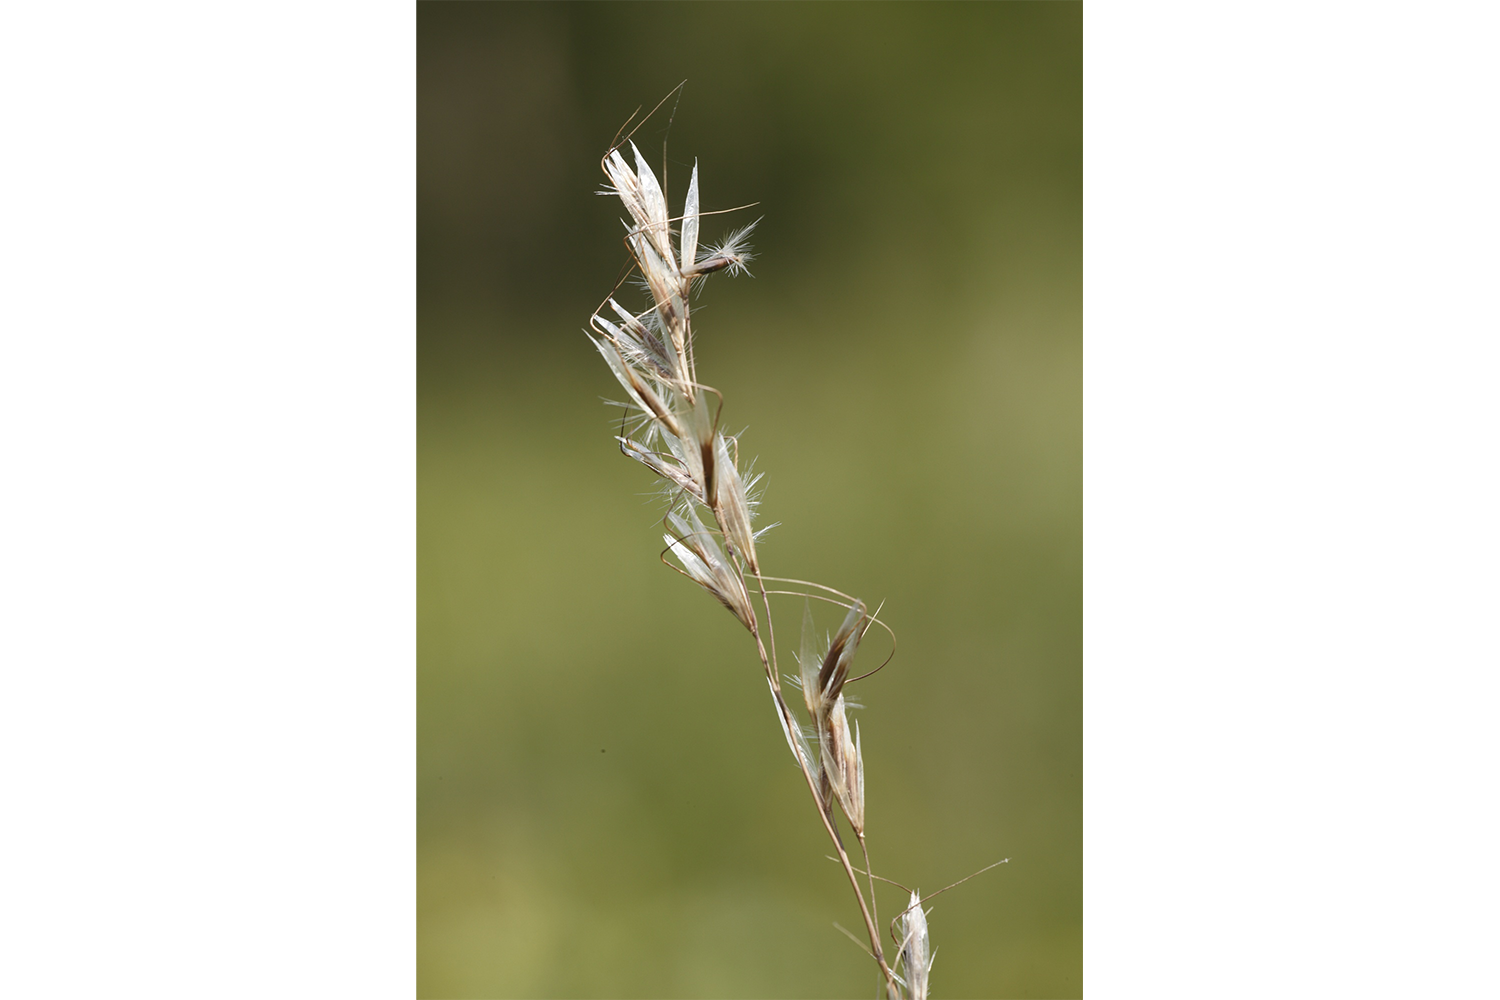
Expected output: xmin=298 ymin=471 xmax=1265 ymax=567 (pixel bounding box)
xmin=592 ymin=124 xmax=923 ymax=997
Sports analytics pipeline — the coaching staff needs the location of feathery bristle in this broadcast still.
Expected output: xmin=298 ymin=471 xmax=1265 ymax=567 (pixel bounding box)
xmin=685 ymin=219 xmax=759 ymax=277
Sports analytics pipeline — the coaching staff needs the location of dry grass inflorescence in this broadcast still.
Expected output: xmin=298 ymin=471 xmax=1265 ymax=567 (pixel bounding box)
xmin=586 ymin=96 xmax=1002 ymax=999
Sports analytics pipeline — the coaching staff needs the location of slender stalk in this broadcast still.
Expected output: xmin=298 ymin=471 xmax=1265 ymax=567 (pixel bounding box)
xmin=859 ymin=834 xmax=881 ymax=954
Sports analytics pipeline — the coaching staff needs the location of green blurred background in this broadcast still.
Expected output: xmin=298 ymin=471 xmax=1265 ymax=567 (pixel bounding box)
xmin=418 ymin=3 xmax=1079 ymax=997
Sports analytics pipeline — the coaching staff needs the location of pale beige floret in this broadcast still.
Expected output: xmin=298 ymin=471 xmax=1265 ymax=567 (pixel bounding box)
xmin=590 ymin=334 xmax=685 ymax=441
xmin=683 ymin=392 xmax=717 ymax=503
xmin=663 ymin=508 xmax=754 ymax=630
xmin=714 ymin=434 xmax=758 ymax=572
xmin=793 ymin=598 xmax=870 ymax=819
xmin=822 ymin=694 xmax=864 ymax=835
xmin=604 ymin=143 xmax=677 ymax=274
xmin=798 ymin=601 xmax=821 ymax=717
xmin=818 ymin=600 xmax=868 ymax=705
xmin=598 ymin=297 xmax=677 ymax=381
xmin=801 ymin=599 xmax=868 ymax=719
xmin=898 ymin=890 xmax=932 ymax=1000
xmin=615 ymin=436 xmax=703 ymax=502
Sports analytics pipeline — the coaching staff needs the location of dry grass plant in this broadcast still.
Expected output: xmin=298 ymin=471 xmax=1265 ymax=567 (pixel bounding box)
xmin=585 ymin=92 xmax=1004 ymax=999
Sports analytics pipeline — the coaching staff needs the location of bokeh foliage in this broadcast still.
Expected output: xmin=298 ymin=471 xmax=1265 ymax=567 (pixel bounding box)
xmin=419 ymin=3 xmax=1080 ymax=996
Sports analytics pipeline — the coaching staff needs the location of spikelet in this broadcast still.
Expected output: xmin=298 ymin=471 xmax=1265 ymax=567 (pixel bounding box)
xmin=798 ymin=601 xmax=822 ymax=718
xmin=681 ymin=160 xmax=701 ymax=281
xmin=817 ymin=600 xmax=869 ymax=707
xmin=603 ymin=142 xmax=676 ymax=274
xmin=590 ymin=332 xmax=685 ymax=440
xmin=714 ymin=433 xmax=758 ymax=572
xmin=898 ymin=890 xmax=933 ymax=1000
xmin=684 ymin=391 xmax=717 ymax=504
xmin=598 ymin=297 xmax=677 ymax=381
xmin=821 ymin=694 xmax=864 ymax=835
xmin=616 ymin=436 xmax=703 ymax=503
xmin=663 ymin=506 xmax=754 ymax=629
